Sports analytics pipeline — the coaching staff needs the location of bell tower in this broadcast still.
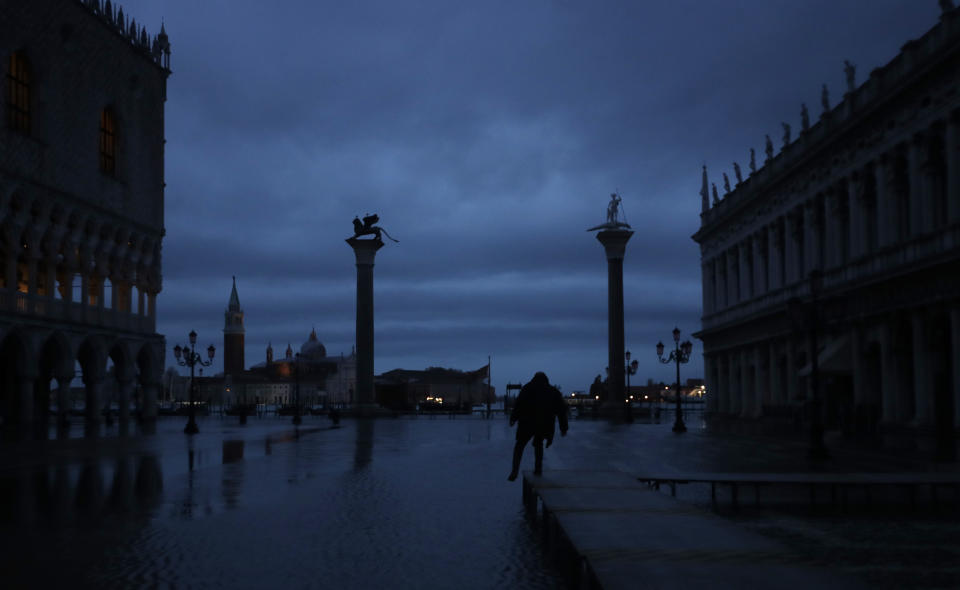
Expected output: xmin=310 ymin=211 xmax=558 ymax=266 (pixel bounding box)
xmin=223 ymin=276 xmax=245 ymax=375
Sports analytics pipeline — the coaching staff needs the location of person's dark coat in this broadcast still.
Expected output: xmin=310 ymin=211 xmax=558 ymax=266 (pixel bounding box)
xmin=510 ymin=372 xmax=569 ymax=443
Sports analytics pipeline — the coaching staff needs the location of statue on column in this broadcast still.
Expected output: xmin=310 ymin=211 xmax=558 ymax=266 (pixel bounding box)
xmin=733 ymin=162 xmax=743 ymax=185
xmin=606 ymin=192 xmax=622 ymax=224
xmin=843 ymin=60 xmax=856 ymax=93
xmin=352 ymin=214 xmax=399 ymax=242
xmin=588 ymin=192 xmax=631 ymax=230
xmin=765 ymin=135 xmax=774 ymax=161
xmin=722 ymin=173 xmax=731 ymax=194
xmin=749 ymin=148 xmax=757 ymax=173
xmin=801 ymin=103 xmax=810 ymax=132
xmin=781 ymin=122 xmax=791 ymax=147
xmin=711 ymin=183 xmax=720 ymax=205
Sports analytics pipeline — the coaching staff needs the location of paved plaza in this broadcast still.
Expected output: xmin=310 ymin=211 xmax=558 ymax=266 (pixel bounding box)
xmin=0 ymin=412 xmax=957 ymax=589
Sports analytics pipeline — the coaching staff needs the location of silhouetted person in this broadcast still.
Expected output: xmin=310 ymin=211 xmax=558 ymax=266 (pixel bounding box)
xmin=508 ymin=372 xmax=568 ymax=481
xmin=329 ymin=407 xmax=341 ymax=426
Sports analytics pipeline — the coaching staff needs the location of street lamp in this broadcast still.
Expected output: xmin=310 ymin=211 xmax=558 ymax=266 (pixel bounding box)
xmin=625 ymin=350 xmax=639 ymax=421
xmin=788 ymin=270 xmax=828 ymax=460
xmin=293 ymin=352 xmax=302 ymax=425
xmin=173 ymin=330 xmax=215 ymax=435
xmin=657 ymin=327 xmax=693 ymax=433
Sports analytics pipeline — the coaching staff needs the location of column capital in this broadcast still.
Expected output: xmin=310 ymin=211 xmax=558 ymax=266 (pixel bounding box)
xmin=595 ymin=229 xmax=633 ymax=261
xmin=346 ymin=236 xmax=384 ymax=265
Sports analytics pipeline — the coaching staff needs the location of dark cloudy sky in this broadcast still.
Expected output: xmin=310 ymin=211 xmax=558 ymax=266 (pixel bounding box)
xmin=126 ymin=0 xmax=938 ymax=394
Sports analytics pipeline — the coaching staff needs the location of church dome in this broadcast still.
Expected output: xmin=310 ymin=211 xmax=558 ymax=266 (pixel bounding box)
xmin=300 ymin=327 xmax=326 ymax=359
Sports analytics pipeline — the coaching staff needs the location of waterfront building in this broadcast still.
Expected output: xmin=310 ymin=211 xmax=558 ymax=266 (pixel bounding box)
xmin=377 ymin=365 xmax=493 ymax=410
xmin=0 ymin=0 xmax=171 ymax=429
xmin=694 ymin=4 xmax=960 ymax=453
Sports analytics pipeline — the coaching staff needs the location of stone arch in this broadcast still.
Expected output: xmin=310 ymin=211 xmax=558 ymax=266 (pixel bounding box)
xmin=38 ymin=330 xmax=73 ymax=425
xmin=0 ymin=328 xmax=37 ymax=429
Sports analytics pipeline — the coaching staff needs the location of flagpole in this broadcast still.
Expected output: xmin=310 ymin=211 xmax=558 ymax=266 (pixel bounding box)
xmin=486 ymin=355 xmax=492 ymax=418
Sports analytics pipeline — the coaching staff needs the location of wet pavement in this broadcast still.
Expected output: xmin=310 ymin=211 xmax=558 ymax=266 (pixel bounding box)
xmin=0 ymin=411 xmax=958 ymax=589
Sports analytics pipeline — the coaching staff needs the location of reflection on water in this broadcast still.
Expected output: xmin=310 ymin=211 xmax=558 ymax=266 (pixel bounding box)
xmin=354 ymin=418 xmax=374 ymax=471
xmin=0 ymin=417 xmax=563 ymax=589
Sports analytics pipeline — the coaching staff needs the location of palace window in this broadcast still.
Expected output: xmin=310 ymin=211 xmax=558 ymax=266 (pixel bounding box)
xmin=7 ymin=52 xmax=31 ymax=133
xmin=99 ymin=107 xmax=117 ymax=175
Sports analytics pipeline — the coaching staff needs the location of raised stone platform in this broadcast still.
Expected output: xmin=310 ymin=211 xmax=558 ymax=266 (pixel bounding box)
xmin=522 ymin=470 xmax=866 ymax=589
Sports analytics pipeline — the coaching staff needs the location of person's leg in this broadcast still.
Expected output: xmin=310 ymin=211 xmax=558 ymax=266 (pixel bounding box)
xmin=533 ymin=437 xmax=544 ymax=475
xmin=509 ymin=431 xmax=532 ymax=480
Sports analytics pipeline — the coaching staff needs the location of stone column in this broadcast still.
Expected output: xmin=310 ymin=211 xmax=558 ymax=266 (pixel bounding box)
xmin=851 ymin=325 xmax=864 ymax=407
xmin=717 ymin=258 xmax=727 ymax=309
xmin=753 ymin=232 xmax=766 ymax=296
xmin=879 ymin=322 xmax=897 ymax=423
xmin=18 ymin=373 xmax=36 ymax=428
xmin=738 ymin=241 xmax=751 ymax=302
xmin=728 ymin=350 xmax=739 ymax=415
xmin=750 ymin=346 xmax=762 ymax=418
xmin=875 ymin=157 xmax=893 ymax=247
xmin=84 ymin=372 xmax=104 ymax=427
xmin=118 ymin=377 xmax=134 ymax=425
xmin=908 ymin=135 xmax=926 ymax=236
xmin=56 ymin=374 xmax=72 ymax=429
xmin=769 ymin=340 xmax=782 ymax=406
xmin=726 ymin=249 xmax=737 ymax=305
xmin=912 ymin=311 xmax=932 ymax=425
xmin=347 ymin=235 xmax=386 ymax=413
xmin=768 ymin=223 xmax=782 ymax=290
xmin=141 ymin=381 xmax=159 ymax=422
xmin=951 ymin=307 xmax=960 ymax=429
xmin=848 ymin=175 xmax=865 ymax=259
xmin=718 ymin=354 xmax=729 ymax=414
xmin=786 ymin=209 xmax=802 ymax=284
xmin=948 ymin=114 xmax=960 ymax=224
xmin=595 ymin=229 xmax=632 ymax=413
xmin=786 ymin=337 xmax=797 ymax=403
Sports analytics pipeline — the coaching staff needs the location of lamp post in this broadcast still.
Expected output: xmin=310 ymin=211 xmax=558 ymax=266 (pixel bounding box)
xmin=657 ymin=327 xmax=693 ymax=433
xmin=173 ymin=330 xmax=215 ymax=435
xmin=293 ymin=352 xmax=302 ymax=425
xmin=625 ymin=350 xmax=638 ymax=421
xmin=788 ymin=270 xmax=828 ymax=460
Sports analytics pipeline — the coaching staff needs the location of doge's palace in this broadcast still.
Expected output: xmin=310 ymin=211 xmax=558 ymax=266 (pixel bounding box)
xmin=1 ymin=0 xmax=171 ymax=433
xmin=694 ymin=3 xmax=960 ymax=455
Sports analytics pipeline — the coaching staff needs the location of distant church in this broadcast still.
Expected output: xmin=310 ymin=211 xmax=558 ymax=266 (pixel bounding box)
xmin=195 ymin=278 xmax=356 ymax=407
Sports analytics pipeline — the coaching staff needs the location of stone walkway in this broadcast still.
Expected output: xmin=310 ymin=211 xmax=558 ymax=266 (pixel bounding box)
xmin=522 ymin=470 xmax=868 ymax=590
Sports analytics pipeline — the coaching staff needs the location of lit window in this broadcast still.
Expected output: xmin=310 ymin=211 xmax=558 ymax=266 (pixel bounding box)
xmin=7 ymin=52 xmax=30 ymax=133
xmin=99 ymin=107 xmax=117 ymax=175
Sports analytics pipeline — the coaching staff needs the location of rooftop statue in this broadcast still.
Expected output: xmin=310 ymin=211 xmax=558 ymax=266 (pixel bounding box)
xmin=821 ymin=84 xmax=830 ymax=114
xmin=723 ymin=173 xmax=731 ymax=193
xmin=765 ymin=135 xmax=774 ymax=161
xmin=749 ymin=148 xmax=757 ymax=173
xmin=733 ymin=162 xmax=743 ymax=185
xmin=843 ymin=60 xmax=856 ymax=93
xmin=782 ymin=122 xmax=791 ymax=147
xmin=801 ymin=103 xmax=810 ymax=131
xmin=352 ymin=213 xmax=399 ymax=242
xmin=587 ymin=192 xmax=631 ymax=231
xmin=712 ymin=183 xmax=720 ymax=205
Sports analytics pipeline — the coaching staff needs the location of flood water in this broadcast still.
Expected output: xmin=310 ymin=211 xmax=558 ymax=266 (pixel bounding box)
xmin=1 ymin=411 xmax=957 ymax=589
xmin=0 ymin=416 xmax=563 ymax=589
